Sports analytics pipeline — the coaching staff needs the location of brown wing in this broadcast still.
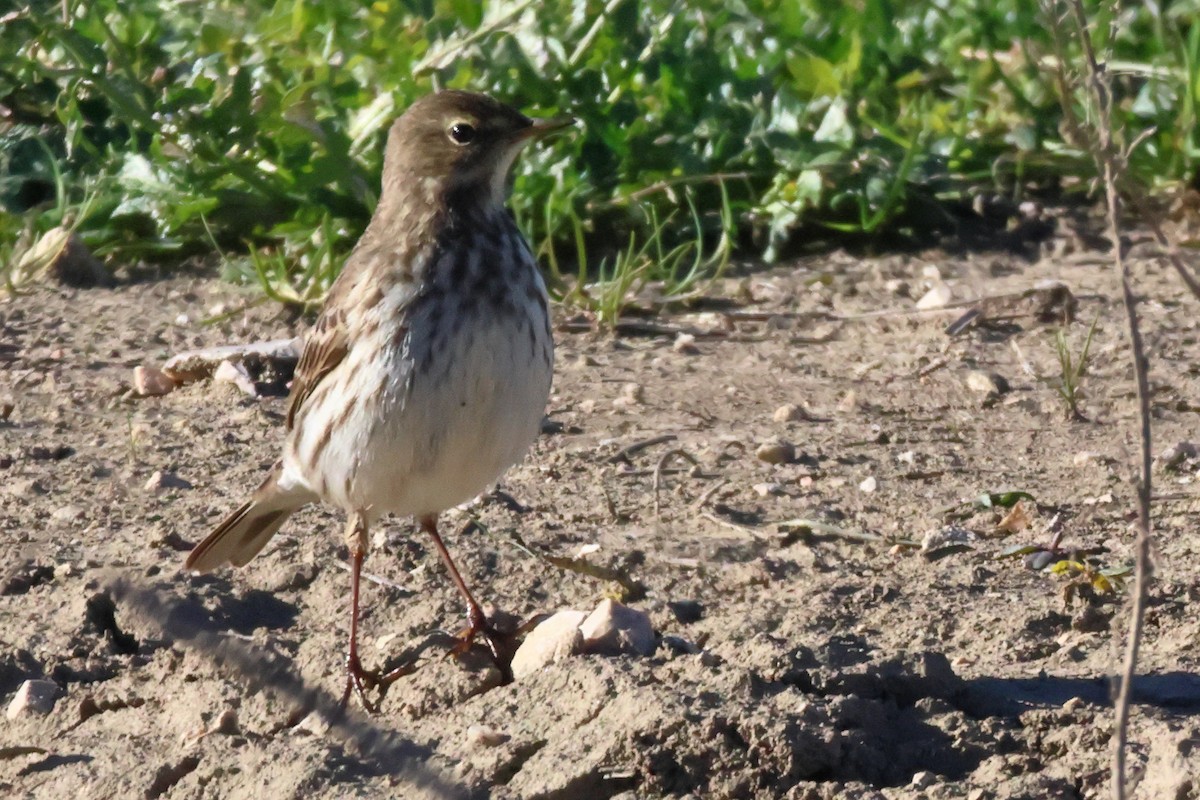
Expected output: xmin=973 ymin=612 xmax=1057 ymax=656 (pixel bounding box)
xmin=285 ymin=307 xmax=349 ymax=430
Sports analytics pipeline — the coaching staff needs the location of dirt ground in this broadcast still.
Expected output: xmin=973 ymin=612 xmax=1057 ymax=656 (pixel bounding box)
xmin=2 ymin=221 xmax=1200 ymax=800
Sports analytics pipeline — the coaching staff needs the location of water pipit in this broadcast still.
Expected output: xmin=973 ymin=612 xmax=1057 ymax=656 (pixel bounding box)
xmin=185 ymin=91 xmax=570 ymax=710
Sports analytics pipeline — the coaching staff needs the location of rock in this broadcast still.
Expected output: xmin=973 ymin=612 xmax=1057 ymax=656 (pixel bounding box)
xmin=144 ymin=470 xmax=193 ymax=492
xmin=911 ymin=770 xmax=936 ymax=789
xmin=1024 ymin=550 xmax=1056 ymax=571
xmin=213 ymin=708 xmax=239 ymax=735
xmin=672 ymin=333 xmax=699 ymax=354
xmin=612 ymin=382 xmax=644 ymax=409
xmin=510 ymin=610 xmax=587 ymax=679
xmin=755 ymin=441 xmax=795 ymax=465
xmin=6 ymin=679 xmax=59 ymax=718
xmin=213 ymin=359 xmax=258 ymax=397
xmin=920 ymin=525 xmax=975 ymax=555
xmin=51 ymin=505 xmax=84 ymax=523
xmin=161 ymin=337 xmax=303 ymax=385
xmin=915 ymin=282 xmax=953 ymax=309
xmin=580 ymin=599 xmax=656 ymax=657
xmin=858 ymin=476 xmax=877 ymax=493
xmin=466 ymin=724 xmax=509 ymax=748
xmin=965 ymin=371 xmax=1008 ymax=396
xmin=772 ymin=403 xmax=809 ymax=423
xmin=752 ymin=482 xmax=783 ymax=498
xmin=668 ymin=599 xmax=704 ymax=624
xmin=295 ymin=710 xmax=330 ymax=736
xmin=133 ymin=365 xmax=176 ymax=397
xmin=1159 ymin=441 xmax=1197 ymax=472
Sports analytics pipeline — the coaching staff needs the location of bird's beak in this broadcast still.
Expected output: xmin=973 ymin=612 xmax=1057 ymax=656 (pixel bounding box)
xmin=517 ymin=116 xmax=576 ymax=141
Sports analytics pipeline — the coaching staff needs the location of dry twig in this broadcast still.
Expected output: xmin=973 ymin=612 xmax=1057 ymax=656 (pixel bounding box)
xmin=1056 ymin=3 xmax=1155 ymax=797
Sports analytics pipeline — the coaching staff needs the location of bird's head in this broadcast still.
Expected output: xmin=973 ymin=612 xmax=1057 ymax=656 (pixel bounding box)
xmin=382 ymin=90 xmax=573 ymax=210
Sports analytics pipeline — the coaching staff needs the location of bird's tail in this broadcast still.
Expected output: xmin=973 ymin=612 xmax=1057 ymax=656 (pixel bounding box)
xmin=185 ymin=465 xmax=313 ymax=573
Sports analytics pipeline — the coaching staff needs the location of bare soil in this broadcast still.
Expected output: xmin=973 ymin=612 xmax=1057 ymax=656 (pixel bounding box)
xmin=2 ymin=231 xmax=1200 ymax=799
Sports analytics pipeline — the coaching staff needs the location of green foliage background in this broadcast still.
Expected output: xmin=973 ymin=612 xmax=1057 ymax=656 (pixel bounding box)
xmin=1 ymin=0 xmax=1196 ymax=301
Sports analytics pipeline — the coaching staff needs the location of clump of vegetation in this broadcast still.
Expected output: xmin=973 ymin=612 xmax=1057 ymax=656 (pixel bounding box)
xmin=2 ymin=1 xmax=1196 ymax=313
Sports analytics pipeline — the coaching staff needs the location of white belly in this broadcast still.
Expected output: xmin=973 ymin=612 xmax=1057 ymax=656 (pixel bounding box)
xmin=283 ymin=290 xmax=553 ymax=520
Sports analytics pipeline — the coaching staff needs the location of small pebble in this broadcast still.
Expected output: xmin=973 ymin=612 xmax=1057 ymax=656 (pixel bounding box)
xmin=920 ymin=525 xmax=975 ymax=553
xmin=755 ymin=441 xmax=794 ymax=465
xmin=1062 ymin=696 xmax=1085 ymax=713
xmin=580 ymin=599 xmax=656 ymax=657
xmin=466 ymin=724 xmax=509 ymax=748
xmin=510 ymin=610 xmax=587 ymax=680
xmin=965 ymin=371 xmax=1007 ymax=396
xmin=752 ymin=482 xmax=783 ymax=498
xmin=1159 ymin=441 xmax=1197 ymax=471
xmin=51 ymin=505 xmax=84 ymax=523
xmin=295 ymin=710 xmax=330 ymax=736
xmin=213 ymin=360 xmax=258 ymax=397
xmin=858 ymin=476 xmax=877 ymax=493
xmin=672 ymin=333 xmax=699 ymax=354
xmin=144 ymin=470 xmax=194 ymax=492
xmin=911 ymin=771 xmax=936 ymax=789
xmin=772 ymin=403 xmax=807 ymax=423
xmin=133 ymin=365 xmax=176 ymax=397
xmin=1024 ymin=550 xmax=1057 ymax=571
xmin=667 ymin=599 xmax=704 ymax=624
xmin=6 ymin=679 xmax=59 ymax=719
xmin=915 ymin=282 xmax=953 ymax=309
xmin=214 ymin=709 xmax=239 ymax=735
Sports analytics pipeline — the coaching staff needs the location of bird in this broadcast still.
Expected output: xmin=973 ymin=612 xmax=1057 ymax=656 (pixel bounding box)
xmin=184 ymin=90 xmax=570 ymax=711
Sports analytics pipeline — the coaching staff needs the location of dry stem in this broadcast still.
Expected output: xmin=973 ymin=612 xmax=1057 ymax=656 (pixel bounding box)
xmin=1062 ymin=2 xmax=1154 ymax=798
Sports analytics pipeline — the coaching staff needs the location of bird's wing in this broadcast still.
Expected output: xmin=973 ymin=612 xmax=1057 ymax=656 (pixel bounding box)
xmin=285 ymin=306 xmax=349 ymax=430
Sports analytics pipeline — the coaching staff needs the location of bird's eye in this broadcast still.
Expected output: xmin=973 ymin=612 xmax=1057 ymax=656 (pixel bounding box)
xmin=449 ymin=123 xmax=475 ymax=145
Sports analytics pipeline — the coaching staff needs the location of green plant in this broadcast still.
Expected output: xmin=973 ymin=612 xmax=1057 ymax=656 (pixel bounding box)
xmin=3 ymin=1 xmax=1197 ymax=303
xmin=1053 ymin=316 xmax=1100 ymax=420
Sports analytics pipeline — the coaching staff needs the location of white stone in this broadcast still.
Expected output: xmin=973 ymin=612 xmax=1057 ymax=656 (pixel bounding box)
xmin=213 ymin=360 xmax=258 ymax=397
xmin=911 ymin=770 xmax=936 ymax=789
xmin=133 ymin=365 xmax=176 ymax=397
xmin=580 ymin=599 xmax=656 ymax=657
xmin=965 ymin=371 xmax=1000 ymax=395
xmin=915 ymin=282 xmax=953 ymax=309
xmin=858 ymin=476 xmax=877 ymax=493
xmin=144 ymin=470 xmax=193 ymax=492
xmin=466 ymin=724 xmax=509 ymax=748
xmin=510 ymin=610 xmax=587 ymax=680
xmin=6 ymin=679 xmax=59 ymax=719
xmin=672 ymin=333 xmax=699 ymax=354
xmin=772 ymin=403 xmax=806 ymax=423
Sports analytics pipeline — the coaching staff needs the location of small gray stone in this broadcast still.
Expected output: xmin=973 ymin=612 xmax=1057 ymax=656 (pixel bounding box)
xmin=6 ymin=679 xmax=59 ymax=719
xmin=580 ymin=599 xmax=656 ymax=657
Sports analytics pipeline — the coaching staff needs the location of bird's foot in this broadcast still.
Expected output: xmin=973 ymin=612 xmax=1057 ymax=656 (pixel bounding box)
xmin=450 ymin=604 xmax=516 ymax=683
xmin=340 ymin=651 xmax=383 ymax=713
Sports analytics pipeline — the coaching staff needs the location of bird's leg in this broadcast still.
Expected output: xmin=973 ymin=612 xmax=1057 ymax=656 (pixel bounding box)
xmin=419 ymin=514 xmax=514 ymax=682
xmin=340 ymin=513 xmax=381 ymax=712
